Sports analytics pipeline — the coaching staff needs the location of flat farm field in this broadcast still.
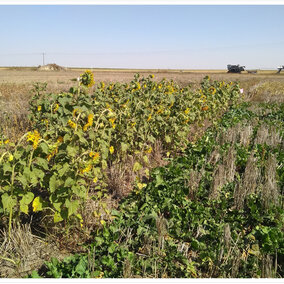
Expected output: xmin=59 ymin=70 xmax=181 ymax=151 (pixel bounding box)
xmin=0 ymin=67 xmax=283 ymax=278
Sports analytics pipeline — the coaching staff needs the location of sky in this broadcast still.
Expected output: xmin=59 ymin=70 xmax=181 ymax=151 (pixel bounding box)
xmin=0 ymin=5 xmax=284 ymax=69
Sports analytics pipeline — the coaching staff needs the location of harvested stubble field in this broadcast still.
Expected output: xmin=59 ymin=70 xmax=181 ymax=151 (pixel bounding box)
xmin=0 ymin=67 xmax=283 ymax=278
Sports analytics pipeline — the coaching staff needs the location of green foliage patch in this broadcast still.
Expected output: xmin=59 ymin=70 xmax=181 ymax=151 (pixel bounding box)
xmin=34 ymin=102 xmax=284 ymax=278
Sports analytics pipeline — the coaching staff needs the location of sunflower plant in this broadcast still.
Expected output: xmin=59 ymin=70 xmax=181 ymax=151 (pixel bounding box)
xmin=0 ymin=72 xmax=241 ymax=230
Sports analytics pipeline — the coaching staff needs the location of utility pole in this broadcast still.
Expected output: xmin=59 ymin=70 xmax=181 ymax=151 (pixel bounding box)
xmin=42 ymin=52 xmax=45 ymax=66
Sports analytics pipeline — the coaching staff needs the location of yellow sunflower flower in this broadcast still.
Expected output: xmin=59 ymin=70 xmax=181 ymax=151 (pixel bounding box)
xmin=68 ymin=120 xmax=77 ymax=129
xmin=27 ymin=130 xmax=41 ymax=149
xmin=146 ymin=146 xmax=152 ymax=154
xmin=54 ymin=104 xmax=59 ymax=112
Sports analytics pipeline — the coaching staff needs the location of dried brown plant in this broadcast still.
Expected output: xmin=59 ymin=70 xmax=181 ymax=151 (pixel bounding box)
xmin=242 ymin=152 xmax=260 ymax=195
xmin=224 ymin=146 xmax=236 ymax=183
xmin=187 ymin=169 xmax=203 ymax=200
xmin=209 ymin=164 xmax=226 ymax=200
xmin=239 ymin=125 xmax=253 ymax=147
xmin=0 ymin=223 xmax=65 ymax=277
xmin=261 ymin=154 xmax=279 ymax=208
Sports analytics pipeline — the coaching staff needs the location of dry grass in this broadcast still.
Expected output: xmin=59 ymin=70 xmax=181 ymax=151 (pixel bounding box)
xmin=224 ymin=146 xmax=236 ymax=183
xmin=218 ymin=122 xmax=255 ymax=147
xmin=255 ymin=124 xmax=282 ymax=148
xmin=234 ymin=152 xmax=260 ymax=210
xmin=261 ymin=154 xmax=279 ymax=209
xmin=239 ymin=125 xmax=253 ymax=147
xmin=0 ymin=222 xmax=67 ymax=278
xmin=209 ymin=146 xmax=236 ymax=200
xmin=82 ymin=195 xmax=118 ymax=236
xmin=0 ymin=83 xmax=32 ymax=141
xmin=249 ymin=81 xmax=284 ymax=103
xmin=210 ymin=164 xmax=226 ymax=200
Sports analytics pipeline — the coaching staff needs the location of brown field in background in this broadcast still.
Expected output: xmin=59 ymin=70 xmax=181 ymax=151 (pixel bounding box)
xmin=0 ymin=67 xmax=283 ymax=85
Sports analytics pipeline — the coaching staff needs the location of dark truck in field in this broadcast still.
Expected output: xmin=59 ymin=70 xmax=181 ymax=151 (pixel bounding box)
xmin=277 ymin=65 xmax=284 ymax=73
xmin=227 ymin=64 xmax=245 ymax=73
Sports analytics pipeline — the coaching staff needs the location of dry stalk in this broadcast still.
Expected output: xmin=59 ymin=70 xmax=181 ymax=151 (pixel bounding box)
xmin=156 ymin=215 xmax=168 ymax=252
xmin=107 ymin=140 xmax=168 ymax=198
xmin=208 ymin=147 xmax=221 ymax=165
xmin=239 ymin=125 xmax=253 ymax=147
xmin=223 ymin=223 xmax=232 ymax=249
xmin=187 ymin=169 xmax=203 ymax=200
xmin=255 ymin=125 xmax=269 ymax=145
xmin=123 ymin=258 xmax=133 ymax=278
xmin=222 ymin=125 xmax=239 ymax=145
xmin=224 ymin=146 xmax=236 ymax=183
xmin=261 ymin=154 xmax=279 ymax=209
xmin=242 ymin=152 xmax=260 ymax=196
xmin=107 ymin=160 xmax=135 ymax=198
xmin=261 ymin=254 xmax=274 ymax=278
xmin=230 ymin=250 xmax=242 ymax=278
xmin=233 ymin=182 xmax=246 ymax=211
xmin=234 ymin=152 xmax=260 ymax=210
xmin=209 ymin=164 xmax=226 ymax=200
xmin=210 ymin=146 xmax=236 ymax=200
xmin=266 ymin=126 xmax=282 ymax=148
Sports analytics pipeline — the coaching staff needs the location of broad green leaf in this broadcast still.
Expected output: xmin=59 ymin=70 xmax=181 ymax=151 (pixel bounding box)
xmin=29 ymin=170 xmax=39 ymax=186
xmin=40 ymin=142 xmax=49 ymax=154
xmin=1 ymin=193 xmax=17 ymax=214
xmin=19 ymin=192 xmax=34 ymax=214
xmin=3 ymin=163 xmax=12 ymax=174
xmin=17 ymin=175 xmax=28 ymax=188
xmin=72 ymin=185 xmax=86 ymax=198
xmin=145 ymin=168 xmax=150 ymax=178
xmin=20 ymin=203 xmax=29 ymax=215
xmin=64 ymin=133 xmax=71 ymax=143
xmin=143 ymin=155 xmax=149 ymax=164
xmin=54 ymin=211 xmax=63 ymax=223
xmin=101 ymin=159 xmax=107 ymax=170
xmin=101 ymin=145 xmax=109 ymax=160
xmin=14 ymin=148 xmax=24 ymax=160
xmin=52 ymin=202 xmax=62 ymax=212
xmin=35 ymin=157 xmax=49 ymax=170
xmin=108 ymin=243 xmax=117 ymax=254
xmin=155 ymin=173 xmax=164 ymax=187
xmin=58 ymin=163 xmax=69 ymax=176
xmin=64 ymin=177 xmax=74 ymax=187
xmin=65 ymin=199 xmax=79 ymax=217
xmin=23 ymin=167 xmax=32 ymax=182
xmin=49 ymin=174 xmax=57 ymax=193
xmin=67 ymin=145 xmax=77 ymax=157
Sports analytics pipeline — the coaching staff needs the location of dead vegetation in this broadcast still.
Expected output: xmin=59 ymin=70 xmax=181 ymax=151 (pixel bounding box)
xmin=261 ymin=154 xmax=279 ymax=209
xmin=234 ymin=152 xmax=260 ymax=210
xmin=0 ymin=223 xmax=67 ymax=278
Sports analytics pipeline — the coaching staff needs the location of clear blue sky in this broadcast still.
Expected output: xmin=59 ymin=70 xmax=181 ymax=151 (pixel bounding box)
xmin=0 ymin=5 xmax=283 ymax=69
